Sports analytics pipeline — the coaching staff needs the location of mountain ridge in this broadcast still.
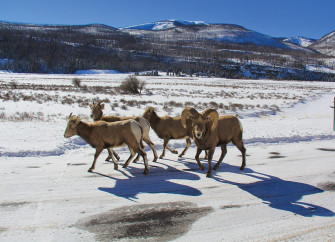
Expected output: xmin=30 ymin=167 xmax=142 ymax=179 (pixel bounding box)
xmin=0 ymin=20 xmax=334 ymax=80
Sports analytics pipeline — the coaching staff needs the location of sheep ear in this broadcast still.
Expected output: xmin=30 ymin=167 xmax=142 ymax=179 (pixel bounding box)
xmin=74 ymin=116 xmax=81 ymax=125
xmin=68 ymin=112 xmax=73 ymax=119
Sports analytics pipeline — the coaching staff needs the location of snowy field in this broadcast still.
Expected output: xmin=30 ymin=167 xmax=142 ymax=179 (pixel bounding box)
xmin=1 ymin=73 xmax=335 ymax=241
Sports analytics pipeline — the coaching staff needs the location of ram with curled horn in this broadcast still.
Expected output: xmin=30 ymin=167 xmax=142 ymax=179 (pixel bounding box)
xmin=181 ymin=107 xmax=246 ymax=177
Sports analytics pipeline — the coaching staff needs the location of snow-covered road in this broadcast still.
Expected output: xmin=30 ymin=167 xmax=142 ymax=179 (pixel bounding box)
xmin=1 ymin=74 xmax=334 ymax=241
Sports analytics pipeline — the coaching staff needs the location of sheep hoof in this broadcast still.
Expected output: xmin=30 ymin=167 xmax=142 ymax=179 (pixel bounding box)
xmin=159 ymin=155 xmax=164 ymax=159
xmin=200 ymin=165 xmax=205 ymax=171
xmin=143 ymin=169 xmax=148 ymax=175
xmin=206 ymin=172 xmax=211 ymax=178
xmin=178 ymin=154 xmax=184 ymax=158
xmin=213 ymin=165 xmax=218 ymax=170
xmin=114 ymin=165 xmax=118 ymax=170
xmin=240 ymin=166 xmax=245 ymax=170
xmin=88 ymin=168 xmax=94 ymax=172
xmin=172 ymin=150 xmax=178 ymax=154
xmin=122 ymin=164 xmax=127 ymax=168
xmin=152 ymin=157 xmax=158 ymax=162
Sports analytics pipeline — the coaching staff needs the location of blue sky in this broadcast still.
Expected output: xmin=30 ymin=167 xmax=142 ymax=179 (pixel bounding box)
xmin=0 ymin=0 xmax=334 ymax=39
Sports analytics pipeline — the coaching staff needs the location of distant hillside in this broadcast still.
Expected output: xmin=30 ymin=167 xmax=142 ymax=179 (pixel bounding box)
xmin=311 ymin=31 xmax=335 ymax=56
xmin=0 ymin=20 xmax=334 ymax=81
xmin=121 ymin=20 xmax=298 ymax=49
xmin=0 ymin=21 xmax=121 ymax=34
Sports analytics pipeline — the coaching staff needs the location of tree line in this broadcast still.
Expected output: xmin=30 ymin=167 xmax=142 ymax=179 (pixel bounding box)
xmin=0 ymin=25 xmax=334 ymax=81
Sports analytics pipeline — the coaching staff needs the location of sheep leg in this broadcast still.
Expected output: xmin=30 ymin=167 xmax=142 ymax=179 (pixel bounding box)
xmin=140 ymin=150 xmax=149 ymax=175
xmin=213 ymin=145 xmax=227 ymax=170
xmin=206 ymin=149 xmax=215 ymax=178
xmin=204 ymin=150 xmax=208 ymax=159
xmin=195 ymin=148 xmax=205 ymax=171
xmin=105 ymin=148 xmax=120 ymax=161
xmin=132 ymin=146 xmax=149 ymax=175
xmin=112 ymin=150 xmax=120 ymax=161
xmin=132 ymin=154 xmax=140 ymax=163
xmin=123 ymin=148 xmax=136 ymax=168
xmin=166 ymin=144 xmax=178 ymax=154
xmin=88 ymin=148 xmax=103 ymax=172
xmin=144 ymin=137 xmax=158 ymax=162
xmin=106 ymin=148 xmax=119 ymax=170
xmin=160 ymin=138 xmax=169 ymax=158
xmin=233 ymin=139 xmax=246 ymax=170
xmin=178 ymin=137 xmax=191 ymax=157
xmin=134 ymin=136 xmax=146 ymax=163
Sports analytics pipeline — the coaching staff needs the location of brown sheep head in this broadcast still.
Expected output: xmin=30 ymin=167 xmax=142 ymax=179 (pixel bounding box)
xmin=64 ymin=113 xmax=81 ymax=138
xmin=142 ymin=106 xmax=156 ymax=121
xmin=181 ymin=107 xmax=219 ymax=140
xmin=90 ymin=101 xmax=105 ymax=120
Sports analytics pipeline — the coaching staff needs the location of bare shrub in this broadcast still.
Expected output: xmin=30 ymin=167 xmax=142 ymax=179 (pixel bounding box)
xmin=0 ymin=111 xmax=47 ymax=122
xmin=10 ymin=81 xmax=18 ymax=89
xmin=209 ymin=101 xmax=219 ymax=109
xmin=72 ymin=78 xmax=82 ymax=88
xmin=120 ymin=76 xmax=146 ymax=94
xmin=184 ymin=101 xmax=195 ymax=107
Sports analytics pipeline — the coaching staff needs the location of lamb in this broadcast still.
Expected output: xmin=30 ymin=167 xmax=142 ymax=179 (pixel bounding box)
xmin=90 ymin=101 xmax=158 ymax=162
xmin=181 ymin=107 xmax=246 ymax=177
xmin=64 ymin=113 xmax=149 ymax=174
xmin=142 ymin=106 xmax=193 ymax=159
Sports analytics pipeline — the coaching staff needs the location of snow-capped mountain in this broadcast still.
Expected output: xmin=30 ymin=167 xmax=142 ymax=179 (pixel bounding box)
xmin=120 ymin=20 xmax=208 ymax=31
xmin=311 ymin=30 xmax=335 ymax=56
xmin=282 ymin=36 xmax=316 ymax=47
xmin=120 ymin=20 xmax=310 ymax=50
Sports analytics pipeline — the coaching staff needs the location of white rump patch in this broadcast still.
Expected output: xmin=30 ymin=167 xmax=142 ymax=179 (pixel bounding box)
xmin=130 ymin=121 xmax=142 ymax=143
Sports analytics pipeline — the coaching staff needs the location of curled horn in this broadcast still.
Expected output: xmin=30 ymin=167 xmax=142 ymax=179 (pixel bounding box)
xmin=181 ymin=107 xmax=200 ymax=128
xmin=68 ymin=112 xmax=73 ymax=119
xmin=201 ymin=108 xmax=219 ymax=131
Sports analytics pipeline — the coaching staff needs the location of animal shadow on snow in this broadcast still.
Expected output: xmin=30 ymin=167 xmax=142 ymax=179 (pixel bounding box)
xmin=213 ymin=164 xmax=335 ymax=217
xmin=97 ymin=163 xmax=202 ymax=201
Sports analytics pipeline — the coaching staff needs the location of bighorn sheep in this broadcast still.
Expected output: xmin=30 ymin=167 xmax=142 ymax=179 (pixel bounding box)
xmin=64 ymin=113 xmax=149 ymax=174
xmin=181 ymin=107 xmax=246 ymax=177
xmin=142 ymin=106 xmax=193 ymax=159
xmin=90 ymin=101 xmax=158 ymax=162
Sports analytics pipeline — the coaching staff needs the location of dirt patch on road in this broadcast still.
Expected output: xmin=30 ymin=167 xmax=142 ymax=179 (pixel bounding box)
xmin=317 ymin=148 xmax=335 ymax=152
xmin=269 ymin=152 xmax=286 ymax=159
xmin=317 ymin=181 xmax=335 ymax=191
xmin=220 ymin=204 xmax=243 ymax=209
xmin=76 ymin=201 xmax=213 ymax=241
xmin=0 ymin=201 xmax=30 ymax=208
xmin=67 ymin=163 xmax=87 ymax=166
xmin=0 ymin=227 xmax=8 ymax=234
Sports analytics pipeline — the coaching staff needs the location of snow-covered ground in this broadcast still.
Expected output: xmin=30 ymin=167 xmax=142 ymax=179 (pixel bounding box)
xmin=1 ymin=73 xmax=335 ymax=241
